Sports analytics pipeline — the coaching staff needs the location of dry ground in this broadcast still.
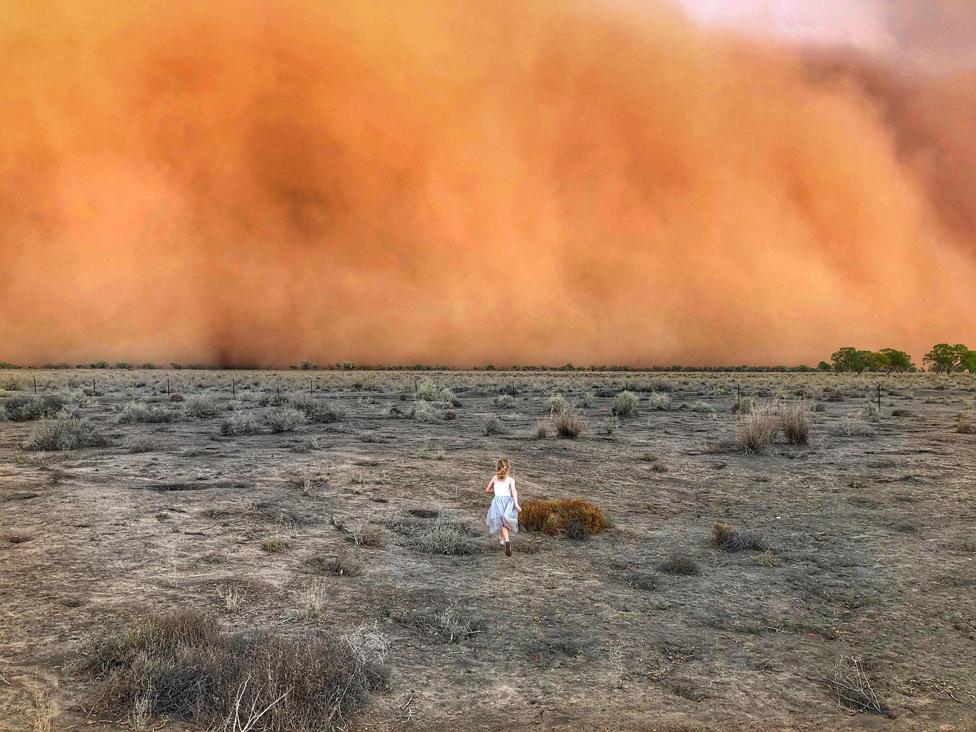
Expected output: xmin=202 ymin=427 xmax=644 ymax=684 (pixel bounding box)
xmin=1 ymin=369 xmax=975 ymax=731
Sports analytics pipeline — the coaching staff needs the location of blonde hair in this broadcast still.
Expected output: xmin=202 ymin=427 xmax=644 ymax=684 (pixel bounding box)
xmin=495 ymin=458 xmax=510 ymax=479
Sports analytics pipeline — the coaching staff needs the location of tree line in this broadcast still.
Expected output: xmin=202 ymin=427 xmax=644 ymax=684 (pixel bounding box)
xmin=825 ymin=344 xmax=976 ymax=374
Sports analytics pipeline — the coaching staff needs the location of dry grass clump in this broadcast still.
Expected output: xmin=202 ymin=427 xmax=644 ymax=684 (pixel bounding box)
xmin=351 ymin=525 xmax=386 ymax=548
xmin=611 ymin=390 xmax=639 ymax=417
xmin=648 ymin=391 xmax=671 ymax=410
xmin=520 ymin=498 xmax=608 ymax=537
xmin=3 ymin=394 xmax=67 ymax=421
xmin=601 ymin=415 xmax=618 ymax=435
xmin=553 ymin=409 xmax=586 ymax=438
xmin=533 ymin=417 xmax=551 ymax=438
xmin=411 ymin=399 xmax=438 ymax=423
xmin=657 ymin=553 xmax=701 ymax=576
xmin=181 ymin=395 xmax=222 ymax=419
xmin=780 ymin=402 xmax=812 ymax=445
xmin=307 ymin=554 xmax=363 ymax=577
xmin=78 ymin=609 xmax=389 ymax=732
xmin=117 ymin=401 xmax=176 ymax=424
xmin=826 ymin=656 xmax=885 ymax=715
xmin=482 ymin=415 xmax=504 ymax=436
xmin=220 ymin=411 xmax=259 ymax=436
xmin=712 ymin=522 xmax=768 ymax=552
xmin=391 ymin=606 xmax=481 ymax=644
xmin=124 ymin=435 xmax=157 ymax=453
xmin=493 ymin=394 xmax=516 ymax=408
xmin=264 ymin=407 xmax=306 ymax=433
xmin=289 ymin=395 xmax=345 ymax=423
xmin=957 ymin=411 xmax=975 ymax=434
xmin=737 ymin=404 xmax=779 ymax=452
xmin=545 ymin=393 xmax=569 ymax=413
xmin=415 ymin=519 xmax=475 ymax=555
xmin=24 ymin=418 xmax=109 ymax=451
xmin=261 ymin=537 xmax=290 ymax=553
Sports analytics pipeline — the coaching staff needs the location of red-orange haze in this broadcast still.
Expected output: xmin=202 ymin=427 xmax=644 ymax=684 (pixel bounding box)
xmin=1 ymin=0 xmax=974 ymax=367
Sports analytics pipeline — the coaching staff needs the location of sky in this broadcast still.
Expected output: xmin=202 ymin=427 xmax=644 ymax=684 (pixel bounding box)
xmin=1 ymin=0 xmax=974 ymax=367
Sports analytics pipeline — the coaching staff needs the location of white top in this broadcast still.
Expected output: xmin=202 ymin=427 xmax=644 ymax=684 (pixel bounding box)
xmin=491 ymin=476 xmax=515 ymax=497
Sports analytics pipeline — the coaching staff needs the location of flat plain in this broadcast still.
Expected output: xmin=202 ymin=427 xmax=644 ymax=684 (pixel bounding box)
xmin=1 ymin=369 xmax=974 ymax=731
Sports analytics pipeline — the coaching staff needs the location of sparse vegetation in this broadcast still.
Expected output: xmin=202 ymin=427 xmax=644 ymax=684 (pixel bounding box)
xmin=220 ymin=411 xmax=259 ymax=436
xmin=482 ymin=415 xmax=504 ymax=436
xmin=265 ymin=407 xmax=306 ymax=432
xmin=181 ymin=395 xmax=221 ymax=418
xmin=648 ymin=391 xmax=671 ymax=410
xmin=78 ymin=609 xmax=388 ymax=731
xmin=3 ymin=394 xmax=67 ymax=421
xmin=415 ymin=519 xmax=475 ymax=555
xmin=24 ymin=418 xmax=109 ymax=451
xmin=712 ymin=522 xmax=768 ymax=552
xmin=658 ymin=553 xmax=701 ymax=576
xmin=117 ymin=401 xmax=176 ymax=424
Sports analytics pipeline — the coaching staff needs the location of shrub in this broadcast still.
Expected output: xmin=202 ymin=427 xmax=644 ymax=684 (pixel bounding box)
xmin=265 ymin=407 xmax=306 ymax=433
xmin=780 ymin=402 xmax=812 ymax=445
xmin=611 ymin=390 xmax=639 ymax=417
xmin=658 ymin=553 xmax=701 ymax=576
xmin=601 ymin=416 xmax=618 ymax=435
xmin=24 ymin=418 xmax=109 ymax=451
xmin=553 ymin=409 xmax=585 ymax=438
xmin=4 ymin=394 xmax=66 ymax=421
xmin=290 ymin=395 xmax=345 ymax=423
xmin=412 ymin=400 xmax=438 ymax=423
xmin=493 ymin=394 xmax=516 ymax=408
xmin=124 ymin=435 xmax=157 ymax=453
xmin=117 ymin=401 xmax=176 ymax=424
xmin=482 ymin=416 xmax=504 ymax=436
xmin=261 ymin=537 xmax=290 ymax=553
xmin=415 ymin=520 xmax=474 ymax=555
xmin=439 ymin=388 xmax=461 ymax=407
xmin=520 ymin=499 xmax=608 ymax=537
xmin=78 ymin=609 xmax=388 ymax=732
xmin=737 ymin=405 xmax=778 ymax=452
xmin=220 ymin=411 xmax=259 ymax=436
xmin=578 ymin=392 xmax=595 ymax=408
xmin=648 ymin=392 xmax=671 ymax=411
xmin=690 ymin=400 xmax=714 ymax=414
xmin=182 ymin=395 xmax=221 ymax=418
xmin=416 ymin=378 xmax=439 ymax=401
xmin=712 ymin=522 xmax=768 ymax=552
xmin=958 ymin=412 xmax=975 ymax=434
xmin=545 ymin=393 xmax=568 ymax=413
xmin=391 ymin=606 xmax=481 ymax=644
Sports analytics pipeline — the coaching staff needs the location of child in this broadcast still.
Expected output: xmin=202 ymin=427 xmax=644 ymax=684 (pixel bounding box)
xmin=485 ymin=458 xmax=521 ymax=557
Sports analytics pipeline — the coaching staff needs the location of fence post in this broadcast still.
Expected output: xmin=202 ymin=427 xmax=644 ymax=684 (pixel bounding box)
xmin=92 ymin=378 xmax=96 ymax=397
xmin=232 ymin=378 xmax=236 ymax=398
xmin=309 ymin=378 xmax=313 ymax=396
xmin=33 ymin=376 xmax=37 ymax=395
xmin=877 ymin=383 xmax=881 ymax=412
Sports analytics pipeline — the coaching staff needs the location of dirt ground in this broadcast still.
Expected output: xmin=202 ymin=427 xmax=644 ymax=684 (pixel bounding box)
xmin=1 ymin=369 xmax=974 ymax=731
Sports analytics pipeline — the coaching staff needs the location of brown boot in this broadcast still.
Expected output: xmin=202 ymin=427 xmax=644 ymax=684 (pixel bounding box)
xmin=505 ymin=541 xmax=512 ymax=557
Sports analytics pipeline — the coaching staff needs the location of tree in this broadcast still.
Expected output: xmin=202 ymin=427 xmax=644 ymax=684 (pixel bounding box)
xmin=961 ymin=350 xmax=976 ymax=374
xmin=817 ymin=361 xmax=832 ymax=372
xmin=879 ymin=348 xmax=913 ymax=372
xmin=831 ymin=347 xmax=868 ymax=374
xmin=863 ymin=351 xmax=890 ymax=372
xmin=923 ymin=343 xmax=969 ymax=374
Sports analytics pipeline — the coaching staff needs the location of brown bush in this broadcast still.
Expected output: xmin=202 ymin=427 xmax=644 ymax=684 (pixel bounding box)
xmin=780 ymin=402 xmax=812 ymax=445
xmin=78 ymin=608 xmax=388 ymax=731
xmin=553 ymin=409 xmax=586 ymax=438
xmin=737 ymin=405 xmax=778 ymax=452
xmin=520 ymin=499 xmax=608 ymax=536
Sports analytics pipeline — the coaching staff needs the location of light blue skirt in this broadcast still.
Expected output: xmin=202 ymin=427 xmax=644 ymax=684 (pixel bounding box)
xmin=486 ymin=495 xmax=519 ymax=534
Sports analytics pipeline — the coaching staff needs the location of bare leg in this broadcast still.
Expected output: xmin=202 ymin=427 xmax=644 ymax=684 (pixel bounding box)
xmin=500 ymin=526 xmax=509 ymax=542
